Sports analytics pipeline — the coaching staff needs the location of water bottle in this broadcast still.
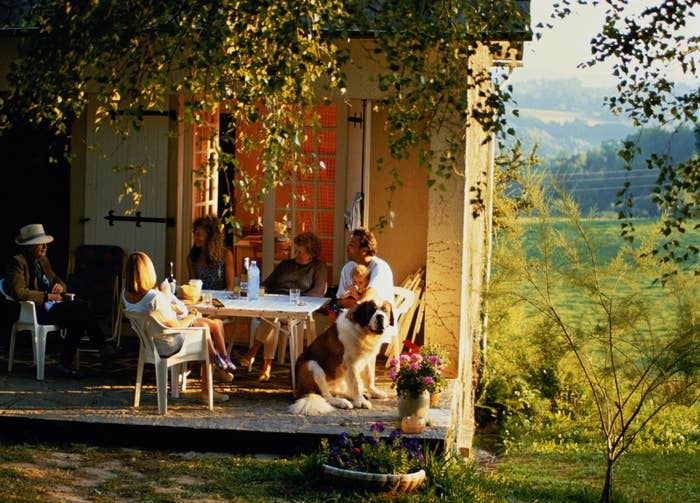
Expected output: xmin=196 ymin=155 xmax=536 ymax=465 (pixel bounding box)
xmin=247 ymin=260 xmax=260 ymax=301
xmin=240 ymin=256 xmax=249 ymax=296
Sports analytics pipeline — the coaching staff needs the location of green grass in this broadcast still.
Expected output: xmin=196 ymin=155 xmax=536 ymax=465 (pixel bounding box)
xmin=493 ymin=444 xmax=700 ymax=503
xmin=0 ymin=440 xmax=698 ymax=502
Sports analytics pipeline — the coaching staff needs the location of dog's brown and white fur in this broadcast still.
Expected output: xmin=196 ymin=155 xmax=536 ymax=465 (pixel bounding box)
xmin=288 ymin=300 xmax=393 ymax=416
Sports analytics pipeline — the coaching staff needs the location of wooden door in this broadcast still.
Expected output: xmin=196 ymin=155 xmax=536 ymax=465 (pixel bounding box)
xmin=84 ymin=106 xmax=170 ymax=278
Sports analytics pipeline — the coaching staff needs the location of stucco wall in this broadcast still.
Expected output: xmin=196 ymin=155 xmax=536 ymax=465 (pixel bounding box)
xmin=421 ymin=43 xmax=494 ymax=456
xmin=366 ymin=107 xmax=429 ymax=286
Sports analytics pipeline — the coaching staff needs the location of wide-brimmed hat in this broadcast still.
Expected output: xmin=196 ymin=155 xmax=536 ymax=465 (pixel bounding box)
xmin=15 ymin=224 xmax=54 ymax=245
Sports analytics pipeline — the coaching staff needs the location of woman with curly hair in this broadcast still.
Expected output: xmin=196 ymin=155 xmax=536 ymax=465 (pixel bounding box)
xmin=187 ymin=215 xmax=235 ymax=291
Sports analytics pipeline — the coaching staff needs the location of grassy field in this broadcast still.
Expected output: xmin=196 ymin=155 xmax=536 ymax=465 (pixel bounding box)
xmin=494 ymin=444 xmax=700 ymax=503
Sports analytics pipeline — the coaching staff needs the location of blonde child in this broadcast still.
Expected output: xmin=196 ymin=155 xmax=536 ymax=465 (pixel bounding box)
xmin=327 ymin=263 xmax=370 ymax=324
xmin=157 ymin=279 xmax=236 ymax=377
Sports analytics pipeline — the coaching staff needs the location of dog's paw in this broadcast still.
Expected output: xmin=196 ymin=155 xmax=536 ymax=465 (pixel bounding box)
xmin=329 ymin=397 xmax=354 ymax=409
xmin=353 ymin=397 xmax=373 ymax=409
xmin=368 ymin=388 xmax=387 ymax=399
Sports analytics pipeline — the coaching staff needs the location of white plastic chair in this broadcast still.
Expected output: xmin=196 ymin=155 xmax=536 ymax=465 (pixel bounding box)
xmin=384 ymin=286 xmax=417 ymax=367
xmin=124 ymin=310 xmax=213 ymax=414
xmin=0 ymin=278 xmax=62 ymax=381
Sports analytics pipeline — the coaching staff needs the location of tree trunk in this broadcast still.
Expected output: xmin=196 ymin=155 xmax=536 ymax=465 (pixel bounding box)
xmin=599 ymin=460 xmax=613 ymax=503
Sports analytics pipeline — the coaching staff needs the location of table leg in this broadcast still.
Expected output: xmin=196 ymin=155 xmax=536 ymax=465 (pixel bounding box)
xmin=288 ymin=316 xmax=296 ymax=391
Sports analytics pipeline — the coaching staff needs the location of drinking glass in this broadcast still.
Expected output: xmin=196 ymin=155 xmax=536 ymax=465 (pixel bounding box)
xmin=289 ymin=288 xmax=301 ymax=305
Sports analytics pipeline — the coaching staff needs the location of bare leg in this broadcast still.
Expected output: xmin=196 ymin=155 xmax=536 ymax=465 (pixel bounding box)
xmin=193 ymin=318 xmax=227 ymax=355
xmin=208 ymin=319 xmax=227 ymax=354
xmin=243 ymin=339 xmax=263 ymax=361
xmin=259 ymin=358 xmax=272 ymax=381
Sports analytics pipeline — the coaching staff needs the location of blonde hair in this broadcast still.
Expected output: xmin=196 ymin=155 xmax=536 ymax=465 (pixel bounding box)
xmin=351 ymin=263 xmax=370 ymax=281
xmin=124 ymin=251 xmax=158 ymax=295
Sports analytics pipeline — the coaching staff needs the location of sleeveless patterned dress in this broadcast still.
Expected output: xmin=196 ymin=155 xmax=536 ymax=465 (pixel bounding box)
xmin=193 ymin=260 xmax=225 ymax=290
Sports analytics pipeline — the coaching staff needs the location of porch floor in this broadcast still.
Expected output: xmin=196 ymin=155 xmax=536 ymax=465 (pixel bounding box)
xmin=0 ymin=324 xmax=451 ymax=455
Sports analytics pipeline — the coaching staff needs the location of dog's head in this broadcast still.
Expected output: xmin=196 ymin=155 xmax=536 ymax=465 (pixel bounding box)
xmin=353 ymin=300 xmax=393 ymax=334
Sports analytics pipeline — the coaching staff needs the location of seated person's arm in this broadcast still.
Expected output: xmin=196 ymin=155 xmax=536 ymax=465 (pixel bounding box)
xmin=187 ymin=256 xmax=196 ymax=281
xmin=304 ymin=262 xmax=328 ymax=297
xmin=156 ymin=310 xmax=199 ymax=329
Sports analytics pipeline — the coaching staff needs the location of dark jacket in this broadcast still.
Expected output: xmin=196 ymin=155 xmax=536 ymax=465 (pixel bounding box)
xmin=5 ymin=251 xmax=66 ymax=305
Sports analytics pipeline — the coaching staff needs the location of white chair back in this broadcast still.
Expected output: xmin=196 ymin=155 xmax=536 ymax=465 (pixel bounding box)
xmin=1 ymin=278 xmax=62 ymax=380
xmin=124 ymin=310 xmax=213 ymax=414
xmin=384 ymin=286 xmax=417 ymax=367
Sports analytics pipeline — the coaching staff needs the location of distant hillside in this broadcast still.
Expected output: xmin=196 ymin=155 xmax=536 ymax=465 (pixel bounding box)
xmin=506 ymin=79 xmax=634 ymax=157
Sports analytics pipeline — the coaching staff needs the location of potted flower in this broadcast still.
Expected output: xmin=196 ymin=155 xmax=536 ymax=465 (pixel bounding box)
xmin=318 ymin=422 xmax=426 ymax=493
xmin=390 ymin=342 xmax=447 ymax=419
xmin=419 ymin=343 xmax=449 ymax=406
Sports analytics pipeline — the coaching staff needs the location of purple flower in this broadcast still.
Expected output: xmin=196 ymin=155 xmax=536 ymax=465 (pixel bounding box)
xmin=428 ymin=355 xmax=440 ymax=366
xmin=389 ymin=368 xmax=397 ymax=380
xmin=369 ymin=422 xmax=385 ymax=433
xmin=409 ymin=362 xmax=420 ymax=371
xmin=389 ymin=357 xmax=399 ymax=367
xmin=422 ymin=376 xmax=435 ymax=386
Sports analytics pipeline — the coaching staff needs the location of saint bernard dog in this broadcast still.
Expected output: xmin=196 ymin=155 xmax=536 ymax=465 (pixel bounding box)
xmin=288 ymin=300 xmax=393 ymax=416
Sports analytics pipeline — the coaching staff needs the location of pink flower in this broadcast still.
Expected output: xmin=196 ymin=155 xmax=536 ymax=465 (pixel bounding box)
xmin=422 ymin=376 xmax=435 ymax=386
xmin=389 ymin=368 xmax=397 ymax=380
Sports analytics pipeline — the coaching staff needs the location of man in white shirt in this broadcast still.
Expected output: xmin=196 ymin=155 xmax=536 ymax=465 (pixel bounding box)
xmin=337 ymin=227 xmax=394 ymax=310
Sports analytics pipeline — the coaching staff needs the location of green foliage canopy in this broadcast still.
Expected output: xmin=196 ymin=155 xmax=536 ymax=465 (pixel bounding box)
xmin=2 ymin=0 xmax=347 ymax=210
xmin=1 ymin=0 xmax=529 ymax=228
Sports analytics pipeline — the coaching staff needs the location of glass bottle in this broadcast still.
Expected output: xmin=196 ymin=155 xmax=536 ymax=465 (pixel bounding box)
xmin=167 ymin=261 xmax=177 ymax=295
xmin=240 ymin=256 xmax=249 ymax=296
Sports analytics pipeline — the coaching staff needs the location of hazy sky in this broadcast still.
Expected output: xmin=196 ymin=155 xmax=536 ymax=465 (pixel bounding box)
xmin=509 ymin=1 xmax=700 ymax=88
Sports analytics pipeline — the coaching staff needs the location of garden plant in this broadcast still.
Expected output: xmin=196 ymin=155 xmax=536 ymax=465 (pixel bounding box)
xmin=484 ymin=172 xmax=700 ymax=502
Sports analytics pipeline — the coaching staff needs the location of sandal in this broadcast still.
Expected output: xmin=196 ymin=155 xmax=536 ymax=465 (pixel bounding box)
xmin=224 ymin=354 xmax=237 ymax=372
xmin=258 ymin=367 xmax=271 ymax=382
xmin=238 ymin=355 xmax=255 ymax=372
xmin=213 ymin=353 xmax=227 ymax=370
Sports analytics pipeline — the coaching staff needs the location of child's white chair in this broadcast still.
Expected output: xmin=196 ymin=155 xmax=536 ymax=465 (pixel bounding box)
xmin=124 ymin=310 xmax=213 ymax=414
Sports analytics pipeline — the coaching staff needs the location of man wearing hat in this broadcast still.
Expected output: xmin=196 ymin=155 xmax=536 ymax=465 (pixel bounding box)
xmin=5 ymin=223 xmax=117 ymax=378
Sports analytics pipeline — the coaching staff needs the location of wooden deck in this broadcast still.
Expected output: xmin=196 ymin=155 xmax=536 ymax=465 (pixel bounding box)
xmin=0 ymin=327 xmax=451 ymax=455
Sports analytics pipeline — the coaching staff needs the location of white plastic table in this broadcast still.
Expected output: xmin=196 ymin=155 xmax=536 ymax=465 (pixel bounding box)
xmin=194 ymin=291 xmax=330 ymax=390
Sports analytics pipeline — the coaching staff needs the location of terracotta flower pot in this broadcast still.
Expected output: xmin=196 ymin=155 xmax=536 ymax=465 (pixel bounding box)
xmin=321 ymin=464 xmax=426 ymax=493
xmin=430 ymin=391 xmax=441 ymax=407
